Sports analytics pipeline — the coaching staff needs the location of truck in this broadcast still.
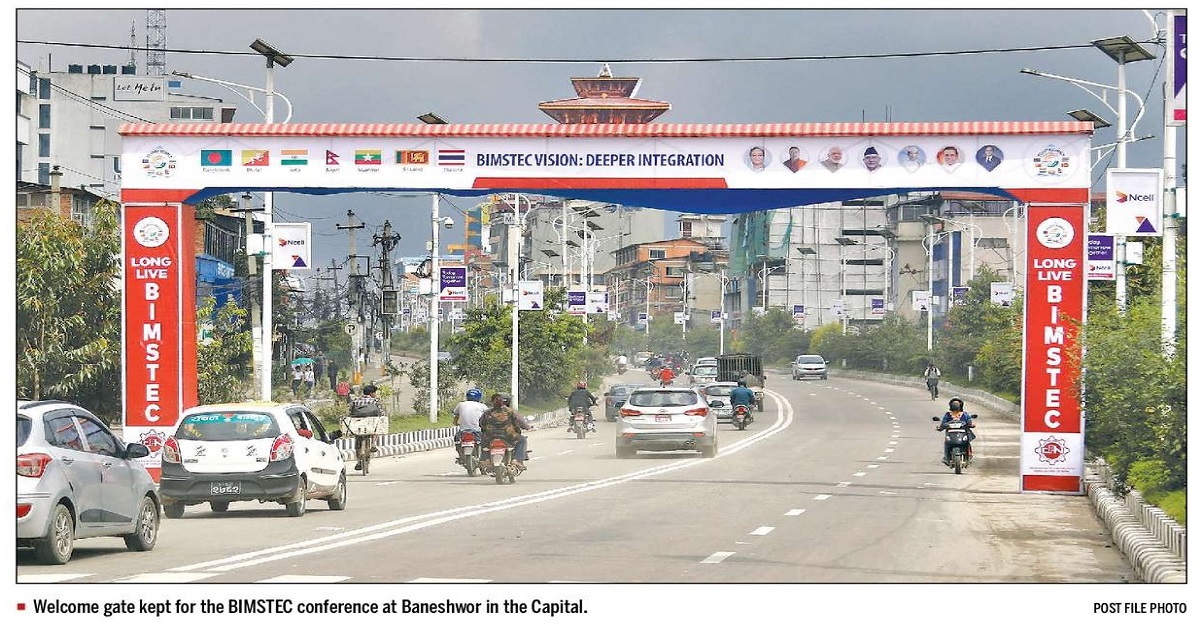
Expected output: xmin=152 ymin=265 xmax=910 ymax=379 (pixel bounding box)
xmin=716 ymin=353 xmax=765 ymax=411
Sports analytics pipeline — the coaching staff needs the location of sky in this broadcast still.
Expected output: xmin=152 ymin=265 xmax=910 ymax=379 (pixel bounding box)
xmin=13 ymin=6 xmax=1185 ymax=274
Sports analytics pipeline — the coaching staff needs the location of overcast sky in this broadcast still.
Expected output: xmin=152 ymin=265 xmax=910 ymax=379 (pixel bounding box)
xmin=15 ymin=7 xmax=1182 ymax=269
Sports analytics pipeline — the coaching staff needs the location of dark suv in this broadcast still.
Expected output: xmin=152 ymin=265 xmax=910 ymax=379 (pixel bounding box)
xmin=604 ymin=384 xmax=639 ymax=421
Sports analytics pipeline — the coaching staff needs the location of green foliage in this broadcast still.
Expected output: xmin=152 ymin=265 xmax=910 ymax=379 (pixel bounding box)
xmin=736 ymin=308 xmax=809 ymax=364
xmin=196 ymin=296 xmax=253 ymax=404
xmin=406 ymin=359 xmax=460 ymax=418
xmin=17 ymin=203 xmax=122 ymax=422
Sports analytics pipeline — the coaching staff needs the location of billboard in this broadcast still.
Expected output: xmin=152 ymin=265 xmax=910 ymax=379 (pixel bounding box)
xmin=272 ymin=223 xmax=312 ymax=269
xmin=1106 ymin=169 xmax=1164 ymax=236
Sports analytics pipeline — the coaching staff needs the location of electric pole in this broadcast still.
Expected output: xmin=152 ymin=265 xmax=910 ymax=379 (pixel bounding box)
xmin=337 ymin=210 xmax=367 ymax=385
xmin=373 ymin=221 xmax=402 ymax=371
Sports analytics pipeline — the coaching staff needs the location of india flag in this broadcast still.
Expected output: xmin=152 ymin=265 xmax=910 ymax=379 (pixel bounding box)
xmin=281 ymin=149 xmax=308 ymax=166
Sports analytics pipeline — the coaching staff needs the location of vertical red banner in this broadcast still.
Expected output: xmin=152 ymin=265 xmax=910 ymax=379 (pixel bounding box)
xmin=122 ymin=203 xmax=186 ymax=481
xmin=1020 ymin=204 xmax=1086 ymax=493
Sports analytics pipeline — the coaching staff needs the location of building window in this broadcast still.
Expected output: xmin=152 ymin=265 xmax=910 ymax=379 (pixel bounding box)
xmin=680 ymin=222 xmax=692 ymax=238
xmin=665 ymin=266 xmax=685 ymax=277
xmin=38 ymin=77 xmax=50 ymax=100
xmin=38 ymin=134 xmax=50 ymax=158
xmin=170 ymin=106 xmax=215 ymax=121
xmin=664 ymin=286 xmax=683 ymax=300
xmin=113 ymin=156 xmax=121 ymax=175
xmin=38 ymin=104 xmax=50 ymax=128
xmin=71 ymin=196 xmax=94 ymax=230
xmin=977 ymin=237 xmax=1008 ymax=249
xmin=37 ymin=163 xmax=50 ymax=185
xmin=648 ymin=248 xmax=666 ymax=260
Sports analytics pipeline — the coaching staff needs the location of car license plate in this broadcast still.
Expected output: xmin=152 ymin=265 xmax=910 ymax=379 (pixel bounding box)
xmin=210 ymin=481 xmax=241 ymax=495
xmin=655 ymin=413 xmax=671 ymax=422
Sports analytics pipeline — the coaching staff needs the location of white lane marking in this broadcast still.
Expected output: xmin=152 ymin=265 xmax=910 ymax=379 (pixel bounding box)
xmin=814 ymin=494 xmax=832 ymax=501
xmin=111 ymin=572 xmax=220 ymax=583
xmin=168 ymin=393 xmax=797 ymax=576
xmin=315 ymin=526 xmax=344 ymax=531
xmin=784 ymin=509 xmax=806 ymax=516
xmin=879 ymin=491 xmax=899 ymax=495
xmin=701 ymin=552 xmax=736 ymax=564
xmin=436 ymin=472 xmax=457 ymax=476
xmin=257 ymin=575 xmax=350 ymax=583
xmin=836 ymin=481 xmax=851 ymax=488
xmin=558 ymin=450 xmax=575 ymax=455
xmin=867 ymin=464 xmax=880 ymax=469
xmin=17 ymin=573 xmax=92 ymax=583
xmin=889 ymin=441 xmax=898 ymax=445
xmin=877 ymin=456 xmax=889 ymax=461
xmin=884 ymin=448 xmax=895 ymax=453
xmin=375 ymin=481 xmax=401 ymax=486
xmin=853 ymin=472 xmax=867 ymax=477
xmin=409 ymin=577 xmax=493 ymax=583
xmin=749 ymin=526 xmax=775 ymax=536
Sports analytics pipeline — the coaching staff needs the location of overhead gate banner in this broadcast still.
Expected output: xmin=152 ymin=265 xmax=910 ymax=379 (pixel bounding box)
xmin=1020 ymin=204 xmax=1087 ymax=494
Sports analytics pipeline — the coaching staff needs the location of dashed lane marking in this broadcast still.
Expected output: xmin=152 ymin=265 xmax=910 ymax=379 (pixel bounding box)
xmin=853 ymin=472 xmax=867 ymax=477
xmin=749 ymin=526 xmax=775 ymax=536
xmin=17 ymin=573 xmax=92 ymax=583
xmin=111 ymin=572 xmax=220 ymax=583
xmin=701 ymin=552 xmax=736 ymax=564
xmin=409 ymin=578 xmax=493 ymax=583
xmin=784 ymin=509 xmax=807 ymax=516
xmin=814 ymin=494 xmax=832 ymax=501
xmin=836 ymin=481 xmax=852 ymax=488
xmin=257 ymin=575 xmax=351 ymax=583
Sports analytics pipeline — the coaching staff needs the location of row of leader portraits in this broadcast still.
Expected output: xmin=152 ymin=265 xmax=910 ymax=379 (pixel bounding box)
xmin=746 ymin=144 xmax=1004 ymax=173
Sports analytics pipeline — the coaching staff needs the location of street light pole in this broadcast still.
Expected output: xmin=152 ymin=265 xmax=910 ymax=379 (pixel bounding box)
xmin=510 ymin=193 xmax=525 ymax=411
xmin=429 ymin=193 xmax=441 ymax=423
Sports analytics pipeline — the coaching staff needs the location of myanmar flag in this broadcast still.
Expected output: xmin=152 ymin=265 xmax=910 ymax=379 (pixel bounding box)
xmin=355 ymin=149 xmax=382 ymax=165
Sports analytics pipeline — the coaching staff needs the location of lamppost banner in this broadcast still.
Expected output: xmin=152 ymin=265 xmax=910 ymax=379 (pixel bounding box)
xmin=870 ymin=298 xmax=885 ymax=315
xmin=271 ymin=222 xmax=312 ymax=269
xmin=792 ymin=304 xmax=806 ymax=320
xmin=1171 ymin=12 xmax=1187 ymax=126
xmin=912 ymin=290 xmax=930 ymax=312
xmin=568 ymin=290 xmax=586 ymax=315
xmin=990 ymin=282 xmax=1014 ymax=306
xmin=586 ymin=291 xmax=609 ymax=314
xmin=711 ymin=310 xmax=722 ymax=323
xmin=1105 ymin=168 xmax=1164 ymax=236
xmin=517 ymin=280 xmax=544 ymax=310
xmin=438 ymin=266 xmax=468 ymax=302
xmin=1086 ymin=233 xmax=1115 ymax=281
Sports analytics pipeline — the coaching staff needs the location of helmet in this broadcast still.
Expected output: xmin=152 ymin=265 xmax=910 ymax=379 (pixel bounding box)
xmin=466 ymin=388 xmax=483 ymax=402
xmin=577 ymin=381 xmax=587 ymax=389
xmin=362 ymin=384 xmax=378 ymax=396
xmin=948 ymin=397 xmax=964 ymax=412
xmin=491 ymin=392 xmax=511 ymax=407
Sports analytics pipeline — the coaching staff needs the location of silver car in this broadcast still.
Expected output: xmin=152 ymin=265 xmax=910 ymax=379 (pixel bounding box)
xmin=17 ymin=400 xmax=160 ymax=564
xmin=700 ymin=382 xmax=740 ymax=423
xmin=615 ymin=387 xmax=717 ymax=458
xmin=792 ymin=354 xmax=829 ymax=380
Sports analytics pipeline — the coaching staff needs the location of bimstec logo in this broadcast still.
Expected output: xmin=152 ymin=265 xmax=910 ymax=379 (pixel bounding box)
xmin=1035 ymin=217 xmax=1075 ymax=249
xmin=1032 ymin=145 xmax=1071 ymax=177
xmin=1034 ymin=435 xmax=1071 ymax=465
xmin=141 ymin=147 xmax=176 ymax=178
xmin=133 ymin=216 xmax=170 ymax=248
xmin=138 ymin=429 xmax=168 ymax=455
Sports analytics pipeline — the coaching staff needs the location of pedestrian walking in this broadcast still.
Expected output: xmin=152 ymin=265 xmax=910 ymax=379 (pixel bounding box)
xmin=303 ymin=364 xmax=316 ymax=397
xmin=314 ymin=352 xmax=325 ymax=388
xmin=290 ymin=365 xmax=303 ymax=399
xmin=328 ymin=360 xmax=339 ymax=390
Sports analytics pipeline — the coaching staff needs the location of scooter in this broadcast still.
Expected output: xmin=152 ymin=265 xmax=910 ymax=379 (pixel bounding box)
xmin=933 ymin=414 xmax=976 ymax=474
xmin=455 ymin=430 xmax=481 ymax=477
xmin=732 ymin=404 xmax=752 ymax=431
xmin=617 ymin=364 xmax=627 ymax=375
xmin=479 ymin=438 xmax=524 ymax=484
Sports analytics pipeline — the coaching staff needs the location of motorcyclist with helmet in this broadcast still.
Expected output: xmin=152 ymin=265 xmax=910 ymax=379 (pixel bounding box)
xmin=566 ymin=381 xmax=599 ymax=433
xmin=936 ymin=396 xmax=977 ymax=465
xmin=348 ymin=384 xmax=384 ymax=471
xmin=728 ymin=379 xmax=756 ymax=422
xmin=479 ymin=392 xmax=531 ymax=470
xmin=452 ymin=387 xmax=488 ymax=449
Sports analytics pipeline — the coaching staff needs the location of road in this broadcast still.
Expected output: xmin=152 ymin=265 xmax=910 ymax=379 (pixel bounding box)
xmin=16 ymin=370 xmax=1143 ymax=621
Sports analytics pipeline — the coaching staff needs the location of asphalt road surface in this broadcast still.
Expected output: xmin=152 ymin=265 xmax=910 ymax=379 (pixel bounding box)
xmin=17 ymin=370 xmax=1144 ymax=622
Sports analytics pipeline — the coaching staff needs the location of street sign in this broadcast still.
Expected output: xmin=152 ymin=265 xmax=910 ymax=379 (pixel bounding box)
xmin=344 ymin=322 xmax=358 ymax=336
xmin=674 ymin=311 xmax=685 ymax=325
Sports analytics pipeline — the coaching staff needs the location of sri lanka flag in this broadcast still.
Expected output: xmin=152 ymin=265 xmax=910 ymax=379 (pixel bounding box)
xmin=355 ymin=149 xmax=382 ymax=165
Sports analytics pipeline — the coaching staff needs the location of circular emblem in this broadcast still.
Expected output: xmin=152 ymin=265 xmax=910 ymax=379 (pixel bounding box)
xmin=139 ymin=430 xmax=167 ymax=453
xmin=1034 ymin=436 xmax=1071 ymax=465
xmin=133 ymin=217 xmax=170 ymax=248
xmin=141 ymin=147 xmax=177 ymax=178
xmin=1036 ymin=217 xmax=1074 ymax=249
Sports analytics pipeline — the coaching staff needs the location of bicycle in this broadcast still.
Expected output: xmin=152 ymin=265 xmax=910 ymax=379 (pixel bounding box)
xmin=354 ymin=435 xmax=374 ymax=475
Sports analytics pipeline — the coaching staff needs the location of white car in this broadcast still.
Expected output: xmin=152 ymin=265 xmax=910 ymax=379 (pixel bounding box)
xmin=159 ymin=402 xmax=347 ymax=518
xmin=688 ymin=363 xmax=719 ymax=386
xmin=792 ymin=354 xmax=829 ymax=380
xmin=615 ymin=386 xmax=717 ymax=458
xmin=699 ymin=382 xmax=740 ymax=423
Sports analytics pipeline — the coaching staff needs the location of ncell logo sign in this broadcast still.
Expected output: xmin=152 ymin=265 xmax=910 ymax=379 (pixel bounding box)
xmin=1115 ymin=191 xmax=1156 ymax=203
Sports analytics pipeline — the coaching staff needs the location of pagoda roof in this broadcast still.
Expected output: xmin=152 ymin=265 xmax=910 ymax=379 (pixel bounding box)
xmin=537 ymin=96 xmax=671 ymax=110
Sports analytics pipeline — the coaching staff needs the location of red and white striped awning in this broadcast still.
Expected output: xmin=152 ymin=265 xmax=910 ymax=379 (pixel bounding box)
xmin=118 ymin=121 xmax=1095 ymax=138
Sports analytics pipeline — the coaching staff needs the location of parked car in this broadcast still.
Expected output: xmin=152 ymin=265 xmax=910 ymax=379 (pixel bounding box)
xmin=699 ymin=382 xmax=740 ymax=424
xmin=615 ymin=387 xmax=717 ymax=458
xmin=17 ymin=400 xmax=160 ymax=564
xmin=436 ymin=351 xmax=453 ymax=362
xmin=159 ymin=402 xmax=347 ymax=519
xmin=603 ymin=384 xmax=640 ymax=421
xmin=688 ymin=363 xmax=719 ymax=386
xmin=791 ymin=354 xmax=829 ymax=380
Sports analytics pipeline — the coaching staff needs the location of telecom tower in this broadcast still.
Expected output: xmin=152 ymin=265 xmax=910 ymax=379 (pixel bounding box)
xmin=145 ymin=9 xmax=167 ymax=76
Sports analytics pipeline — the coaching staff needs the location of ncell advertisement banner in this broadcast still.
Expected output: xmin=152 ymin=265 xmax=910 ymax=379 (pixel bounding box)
xmin=1106 ymin=168 xmax=1164 ymax=236
xmin=1086 ymin=233 xmax=1116 ymax=281
xmin=122 ymin=203 xmax=198 ymax=481
xmin=272 ymin=222 xmax=313 ymax=269
xmin=1020 ymin=204 xmax=1086 ymax=494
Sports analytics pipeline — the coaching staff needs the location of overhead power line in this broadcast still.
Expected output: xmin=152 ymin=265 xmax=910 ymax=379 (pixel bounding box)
xmin=16 ymin=38 xmax=1148 ymax=65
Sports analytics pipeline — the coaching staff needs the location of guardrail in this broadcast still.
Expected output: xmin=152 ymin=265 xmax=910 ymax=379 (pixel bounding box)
xmin=828 ymin=367 xmax=1186 ymax=584
xmin=334 ymin=408 xmax=572 ymax=460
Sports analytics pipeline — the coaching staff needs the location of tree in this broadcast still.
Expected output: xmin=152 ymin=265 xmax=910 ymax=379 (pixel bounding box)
xmin=196 ymin=296 xmax=253 ymax=404
xmin=17 ymin=202 xmax=122 ymax=421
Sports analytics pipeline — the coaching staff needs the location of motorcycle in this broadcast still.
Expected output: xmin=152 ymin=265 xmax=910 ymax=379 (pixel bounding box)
xmin=932 ymin=414 xmax=977 ymax=474
xmin=570 ymin=407 xmax=590 ymax=439
xmin=732 ymin=404 xmax=752 ymax=431
xmin=617 ymin=364 xmax=627 ymax=375
xmin=455 ymin=430 xmax=481 ymax=477
xmin=478 ymin=438 xmax=524 ymax=484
